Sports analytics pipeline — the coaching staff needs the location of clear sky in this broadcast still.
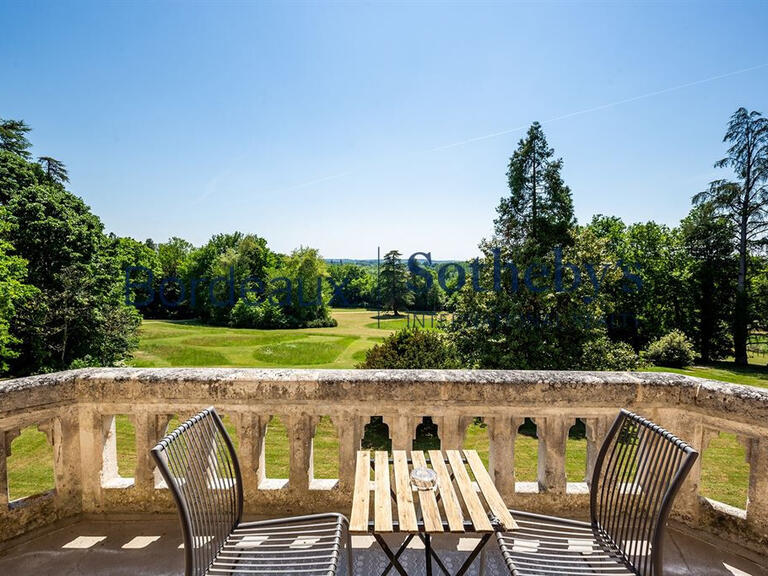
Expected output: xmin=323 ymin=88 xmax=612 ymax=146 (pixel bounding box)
xmin=1 ymin=1 xmax=767 ymax=260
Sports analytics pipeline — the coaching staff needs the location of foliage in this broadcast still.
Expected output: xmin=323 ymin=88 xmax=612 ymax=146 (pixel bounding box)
xmin=0 ymin=213 xmax=37 ymax=371
xmin=229 ymin=299 xmax=288 ymax=329
xmin=0 ymin=118 xmax=32 ymax=159
xmin=357 ymin=328 xmax=459 ymax=369
xmin=680 ymin=204 xmax=736 ymax=361
xmin=495 ymin=121 xmax=575 ymax=259
xmin=37 ymin=156 xmax=69 ymax=185
xmin=0 ymin=119 xmax=140 ymax=375
xmin=693 ymin=107 xmax=768 ymax=365
xmin=378 ymin=249 xmax=413 ymax=315
xmin=327 ymin=262 xmax=375 ymax=308
xmin=643 ymin=330 xmax=696 ymax=368
xmin=579 ymin=336 xmax=642 ymax=371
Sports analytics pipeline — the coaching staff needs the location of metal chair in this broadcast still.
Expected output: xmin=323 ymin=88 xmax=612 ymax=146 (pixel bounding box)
xmin=151 ymin=407 xmax=352 ymax=576
xmin=496 ymin=409 xmax=698 ymax=576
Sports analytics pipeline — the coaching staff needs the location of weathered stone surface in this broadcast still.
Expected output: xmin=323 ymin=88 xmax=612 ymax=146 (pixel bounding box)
xmin=1 ymin=368 xmax=767 ymax=554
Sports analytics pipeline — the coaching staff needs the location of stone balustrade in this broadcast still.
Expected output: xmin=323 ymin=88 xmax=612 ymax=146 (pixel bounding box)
xmin=0 ymin=368 xmax=767 ymax=556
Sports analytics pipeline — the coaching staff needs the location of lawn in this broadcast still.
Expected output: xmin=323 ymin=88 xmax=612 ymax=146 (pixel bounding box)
xmin=6 ymin=309 xmax=762 ymax=509
xmin=130 ymin=309 xmax=395 ymax=369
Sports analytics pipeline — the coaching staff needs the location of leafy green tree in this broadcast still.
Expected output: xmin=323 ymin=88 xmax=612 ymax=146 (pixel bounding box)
xmin=328 ymin=263 xmax=375 ymax=308
xmin=278 ymin=246 xmax=333 ymax=326
xmin=108 ymin=235 xmax=161 ymax=314
xmin=694 ymin=108 xmax=768 ymax=364
xmin=0 ymin=118 xmax=32 ymax=159
xmin=448 ymin=228 xmax=621 ymax=369
xmin=495 ymin=122 xmax=575 ymax=259
xmin=2 ymin=183 xmax=139 ymax=372
xmin=37 ymin=156 xmax=69 ymax=185
xmin=158 ymin=237 xmax=193 ymax=277
xmin=0 ymin=149 xmax=43 ymax=203
xmin=379 ymin=250 xmax=413 ymax=316
xmin=617 ymin=222 xmax=689 ymax=346
xmin=0 ymin=212 xmax=37 ymax=372
xmin=680 ymin=204 xmax=736 ymax=361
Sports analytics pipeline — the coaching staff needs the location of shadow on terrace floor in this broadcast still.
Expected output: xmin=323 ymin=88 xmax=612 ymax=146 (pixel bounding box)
xmin=0 ymin=517 xmax=766 ymax=576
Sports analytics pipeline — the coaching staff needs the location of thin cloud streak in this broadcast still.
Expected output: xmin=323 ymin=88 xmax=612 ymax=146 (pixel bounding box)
xmin=431 ymin=62 xmax=768 ymax=151
xmin=199 ymin=63 xmax=767 ymax=201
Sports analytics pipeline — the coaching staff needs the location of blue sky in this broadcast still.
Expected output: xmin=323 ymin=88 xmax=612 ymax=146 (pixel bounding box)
xmin=1 ymin=1 xmax=767 ymax=259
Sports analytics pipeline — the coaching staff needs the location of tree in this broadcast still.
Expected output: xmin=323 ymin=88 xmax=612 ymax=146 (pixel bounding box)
xmin=494 ymin=122 xmax=575 ymax=259
xmin=37 ymin=156 xmax=69 ymax=185
xmin=0 ymin=118 xmax=31 ymax=159
xmin=0 ymin=212 xmax=37 ymax=373
xmin=378 ymin=250 xmax=413 ymax=316
xmin=3 ymin=183 xmax=139 ymax=372
xmin=0 ymin=149 xmax=43 ymax=203
xmin=277 ymin=246 xmax=334 ymax=326
xmin=694 ymin=108 xmax=768 ymax=364
xmin=680 ymin=204 xmax=736 ymax=361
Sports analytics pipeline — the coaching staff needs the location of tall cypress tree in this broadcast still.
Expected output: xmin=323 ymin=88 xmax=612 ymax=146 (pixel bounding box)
xmin=379 ymin=250 xmax=413 ymax=316
xmin=494 ymin=122 xmax=575 ymax=259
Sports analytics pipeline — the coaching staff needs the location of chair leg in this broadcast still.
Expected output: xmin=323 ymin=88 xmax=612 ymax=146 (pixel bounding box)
xmin=346 ymin=526 xmax=354 ymax=576
xmin=479 ymin=542 xmax=486 ymax=576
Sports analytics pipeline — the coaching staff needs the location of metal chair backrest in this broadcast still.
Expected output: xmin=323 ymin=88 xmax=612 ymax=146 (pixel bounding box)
xmin=152 ymin=407 xmax=243 ymax=576
xmin=590 ymin=410 xmax=698 ymax=576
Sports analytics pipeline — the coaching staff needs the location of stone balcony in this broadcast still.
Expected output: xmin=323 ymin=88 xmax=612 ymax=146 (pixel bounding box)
xmin=0 ymin=368 xmax=767 ymax=575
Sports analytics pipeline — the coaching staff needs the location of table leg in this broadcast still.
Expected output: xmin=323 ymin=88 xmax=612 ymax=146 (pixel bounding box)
xmin=454 ymin=533 xmax=492 ymax=576
xmin=415 ymin=534 xmax=450 ymax=575
xmin=381 ymin=534 xmax=414 ymax=576
xmin=424 ymin=534 xmax=433 ymax=576
xmin=373 ymin=533 xmax=409 ymax=576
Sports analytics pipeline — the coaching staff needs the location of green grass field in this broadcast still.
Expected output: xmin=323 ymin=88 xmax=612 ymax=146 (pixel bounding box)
xmin=130 ymin=310 xmax=396 ymax=369
xmin=6 ymin=309 xmax=761 ymax=509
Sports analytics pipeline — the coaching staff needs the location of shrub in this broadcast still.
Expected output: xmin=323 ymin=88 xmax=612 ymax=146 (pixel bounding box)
xmin=357 ymin=328 xmax=460 ymax=369
xmin=643 ymin=330 xmax=696 ymax=368
xmin=304 ymin=317 xmax=337 ymax=328
xmin=229 ymin=300 xmax=288 ymax=329
xmin=580 ymin=336 xmax=642 ymax=371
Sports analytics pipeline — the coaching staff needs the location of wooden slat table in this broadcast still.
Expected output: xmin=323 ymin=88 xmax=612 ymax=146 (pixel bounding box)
xmin=350 ymin=449 xmax=518 ymax=576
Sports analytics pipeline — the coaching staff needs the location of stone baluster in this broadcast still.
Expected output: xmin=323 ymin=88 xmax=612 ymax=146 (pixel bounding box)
xmin=585 ymin=416 xmax=612 ymax=486
xmin=78 ymin=407 xmax=109 ymax=512
xmin=0 ymin=429 xmax=20 ymax=507
xmin=663 ymin=414 xmax=713 ymax=523
xmin=99 ymin=416 xmax=120 ymax=486
xmin=332 ymin=414 xmax=364 ymax=492
xmin=382 ymin=414 xmax=418 ymax=450
xmin=38 ymin=413 xmax=82 ymax=512
xmin=435 ymin=414 xmax=472 ymax=450
xmin=534 ymin=416 xmax=570 ymax=494
xmin=744 ymin=436 xmax=768 ymax=537
xmin=487 ymin=416 xmax=520 ymax=501
xmin=233 ymin=413 xmax=269 ymax=497
xmin=284 ymin=413 xmax=319 ymax=494
xmin=133 ymin=413 xmax=171 ymax=493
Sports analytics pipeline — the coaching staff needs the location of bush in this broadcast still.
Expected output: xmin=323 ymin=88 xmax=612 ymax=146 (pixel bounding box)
xmin=304 ymin=317 xmax=337 ymax=328
xmin=229 ymin=300 xmax=288 ymax=329
xmin=643 ymin=330 xmax=696 ymax=368
xmin=580 ymin=336 xmax=642 ymax=371
xmin=357 ymin=328 xmax=460 ymax=369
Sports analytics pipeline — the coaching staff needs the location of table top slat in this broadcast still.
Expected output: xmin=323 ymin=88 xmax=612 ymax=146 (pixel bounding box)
xmin=428 ymin=450 xmax=465 ymax=532
xmin=445 ymin=450 xmax=493 ymax=532
xmin=392 ymin=451 xmax=418 ymax=532
xmin=349 ymin=451 xmax=370 ymax=533
xmin=410 ymin=451 xmax=444 ymax=533
xmin=374 ymin=451 xmax=393 ymax=532
xmin=463 ymin=449 xmax=519 ymax=531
